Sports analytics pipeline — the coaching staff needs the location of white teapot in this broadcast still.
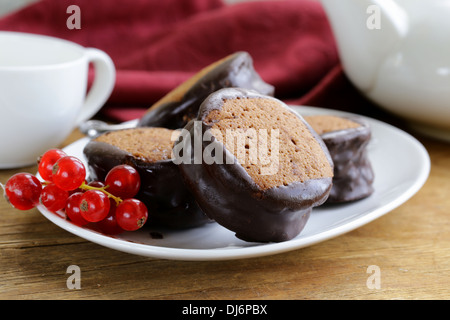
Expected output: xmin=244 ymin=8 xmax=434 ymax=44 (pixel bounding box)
xmin=320 ymin=0 xmax=450 ymax=141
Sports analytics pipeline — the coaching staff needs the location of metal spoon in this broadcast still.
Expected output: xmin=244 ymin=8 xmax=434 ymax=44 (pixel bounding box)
xmin=79 ymin=120 xmax=137 ymax=138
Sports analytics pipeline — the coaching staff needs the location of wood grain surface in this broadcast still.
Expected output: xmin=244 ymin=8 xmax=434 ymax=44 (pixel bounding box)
xmin=1 ymin=123 xmax=449 ymax=300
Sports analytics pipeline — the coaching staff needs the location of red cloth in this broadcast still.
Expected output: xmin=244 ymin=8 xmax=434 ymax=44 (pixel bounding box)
xmin=0 ymin=0 xmax=375 ymax=122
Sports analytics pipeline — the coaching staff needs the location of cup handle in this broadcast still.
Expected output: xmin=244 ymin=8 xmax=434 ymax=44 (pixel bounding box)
xmin=76 ymin=48 xmax=116 ymax=125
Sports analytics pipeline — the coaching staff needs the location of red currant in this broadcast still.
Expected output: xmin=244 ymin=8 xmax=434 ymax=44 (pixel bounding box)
xmin=65 ymin=192 xmax=89 ymax=226
xmin=79 ymin=190 xmax=110 ymax=222
xmin=4 ymin=173 xmax=42 ymax=210
xmin=38 ymin=149 xmax=67 ymax=181
xmin=87 ymin=180 xmax=106 ymax=188
xmin=105 ymin=165 xmax=140 ymax=199
xmin=94 ymin=199 xmax=124 ymax=235
xmin=116 ymin=198 xmax=148 ymax=231
xmin=40 ymin=183 xmax=69 ymax=212
xmin=52 ymin=156 xmax=86 ymax=191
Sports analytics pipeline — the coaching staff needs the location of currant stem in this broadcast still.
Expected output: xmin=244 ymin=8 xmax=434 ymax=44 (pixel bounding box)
xmin=79 ymin=182 xmax=123 ymax=206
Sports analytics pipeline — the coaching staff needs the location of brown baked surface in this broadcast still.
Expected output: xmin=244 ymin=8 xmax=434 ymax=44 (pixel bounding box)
xmin=204 ymin=98 xmax=333 ymax=190
xmin=145 ymin=54 xmax=236 ymax=113
xmin=304 ymin=115 xmax=361 ymax=135
xmin=94 ymin=127 xmax=179 ymax=162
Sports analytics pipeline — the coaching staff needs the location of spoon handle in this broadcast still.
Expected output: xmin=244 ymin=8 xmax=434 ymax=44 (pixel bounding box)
xmin=79 ymin=120 xmax=136 ymax=138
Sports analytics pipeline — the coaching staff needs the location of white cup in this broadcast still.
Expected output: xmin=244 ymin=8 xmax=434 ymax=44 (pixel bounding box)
xmin=0 ymin=31 xmax=115 ymax=169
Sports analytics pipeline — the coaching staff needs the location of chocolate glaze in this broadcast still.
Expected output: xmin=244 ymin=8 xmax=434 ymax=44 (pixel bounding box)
xmin=319 ymin=116 xmax=374 ymax=203
xmin=83 ymin=139 xmax=211 ymax=229
xmin=174 ymin=88 xmax=333 ymax=242
xmin=137 ymin=51 xmax=274 ymax=129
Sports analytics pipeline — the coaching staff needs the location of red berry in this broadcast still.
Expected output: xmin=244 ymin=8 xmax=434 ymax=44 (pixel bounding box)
xmin=115 ymin=199 xmax=148 ymax=231
xmin=4 ymin=173 xmax=42 ymax=210
xmin=79 ymin=190 xmax=110 ymax=222
xmin=40 ymin=183 xmax=69 ymax=212
xmin=94 ymin=199 xmax=124 ymax=235
xmin=105 ymin=165 xmax=140 ymax=199
xmin=52 ymin=156 xmax=86 ymax=191
xmin=87 ymin=180 xmax=105 ymax=188
xmin=38 ymin=149 xmax=67 ymax=181
xmin=65 ymin=192 xmax=89 ymax=226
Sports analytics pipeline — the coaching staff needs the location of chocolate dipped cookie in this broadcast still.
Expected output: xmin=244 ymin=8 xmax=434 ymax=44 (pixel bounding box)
xmin=304 ymin=114 xmax=374 ymax=203
xmin=138 ymin=51 xmax=274 ymax=129
xmin=173 ymin=88 xmax=334 ymax=242
xmin=83 ymin=127 xmax=210 ymax=229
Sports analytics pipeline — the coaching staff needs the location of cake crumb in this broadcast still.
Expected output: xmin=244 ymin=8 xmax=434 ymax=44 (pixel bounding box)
xmin=94 ymin=128 xmax=179 ymax=162
xmin=204 ymin=98 xmax=333 ymax=190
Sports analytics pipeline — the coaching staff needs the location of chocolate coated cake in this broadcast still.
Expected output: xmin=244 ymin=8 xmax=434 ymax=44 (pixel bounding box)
xmin=83 ymin=127 xmax=210 ymax=229
xmin=174 ymin=88 xmax=334 ymax=242
xmin=304 ymin=114 xmax=374 ymax=203
xmin=138 ymin=51 xmax=274 ymax=129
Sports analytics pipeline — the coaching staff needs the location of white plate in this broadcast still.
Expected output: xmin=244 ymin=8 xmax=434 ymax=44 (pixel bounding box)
xmin=37 ymin=106 xmax=430 ymax=261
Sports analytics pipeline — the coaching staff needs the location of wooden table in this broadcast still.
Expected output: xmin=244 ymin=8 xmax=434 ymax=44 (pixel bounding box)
xmin=1 ymin=116 xmax=449 ymax=301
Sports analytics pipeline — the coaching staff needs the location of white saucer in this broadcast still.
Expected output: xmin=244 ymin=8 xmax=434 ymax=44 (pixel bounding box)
xmin=37 ymin=106 xmax=430 ymax=261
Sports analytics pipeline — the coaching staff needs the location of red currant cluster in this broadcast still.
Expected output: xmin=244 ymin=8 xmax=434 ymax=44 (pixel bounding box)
xmin=2 ymin=149 xmax=148 ymax=235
